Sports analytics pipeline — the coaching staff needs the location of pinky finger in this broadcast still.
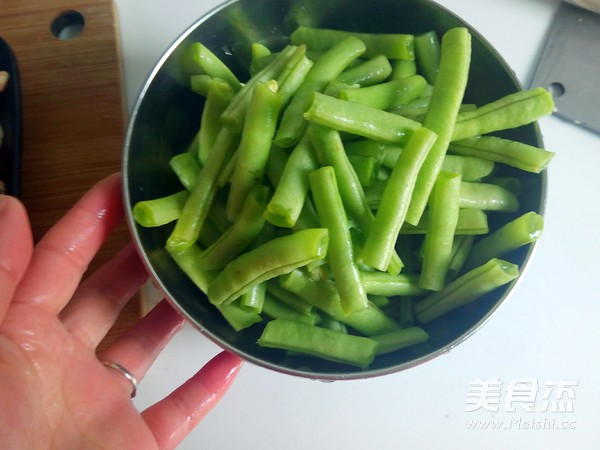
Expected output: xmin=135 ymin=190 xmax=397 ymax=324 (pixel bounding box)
xmin=142 ymin=351 xmax=243 ymax=450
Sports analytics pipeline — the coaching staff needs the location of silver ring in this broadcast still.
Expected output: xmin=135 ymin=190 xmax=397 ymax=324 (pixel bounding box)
xmin=102 ymin=361 xmax=138 ymax=398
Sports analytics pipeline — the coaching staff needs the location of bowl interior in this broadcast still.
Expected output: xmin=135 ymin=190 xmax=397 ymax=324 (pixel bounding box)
xmin=123 ymin=0 xmax=545 ymax=380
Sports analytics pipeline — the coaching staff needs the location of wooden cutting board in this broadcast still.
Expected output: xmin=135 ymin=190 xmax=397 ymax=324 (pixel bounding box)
xmin=1 ymin=0 xmax=140 ymax=351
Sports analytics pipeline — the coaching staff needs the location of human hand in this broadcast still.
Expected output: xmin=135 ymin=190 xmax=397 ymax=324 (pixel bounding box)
xmin=0 ymin=173 xmax=243 ymax=449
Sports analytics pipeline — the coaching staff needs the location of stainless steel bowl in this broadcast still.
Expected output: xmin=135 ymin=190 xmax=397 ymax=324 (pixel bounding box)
xmin=123 ymin=0 xmax=546 ymax=380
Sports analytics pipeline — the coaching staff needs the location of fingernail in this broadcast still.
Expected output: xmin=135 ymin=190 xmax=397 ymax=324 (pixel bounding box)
xmin=202 ymin=351 xmax=243 ymax=393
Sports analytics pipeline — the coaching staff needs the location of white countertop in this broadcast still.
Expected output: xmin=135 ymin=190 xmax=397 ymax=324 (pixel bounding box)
xmin=115 ymin=0 xmax=600 ymax=448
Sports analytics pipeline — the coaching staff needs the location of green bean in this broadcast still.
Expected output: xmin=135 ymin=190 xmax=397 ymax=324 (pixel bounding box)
xmin=362 ymin=127 xmax=437 ymax=271
xmin=275 ymin=36 xmax=366 ymax=148
xmin=441 ymin=154 xmax=494 ymax=182
xmin=307 ymin=126 xmax=373 ymax=230
xmin=415 ymin=258 xmax=519 ymax=323
xmin=190 ymin=74 xmax=213 ymax=96
xmin=348 ymin=155 xmax=378 ymax=187
xmin=181 ymin=43 xmax=242 ymax=92
xmin=371 ymin=327 xmax=429 ymax=355
xmin=447 ymin=234 xmax=475 ymax=278
xmin=419 ymin=171 xmax=462 ymax=291
xmin=306 ymin=126 xmax=404 ymax=274
xmin=240 ymin=282 xmax=267 ymax=314
xmin=309 ymin=166 xmax=370 ymax=313
xmin=133 ymin=190 xmax=189 ymax=228
xmin=199 ymin=78 xmax=234 ymax=164
xmin=167 ymin=244 xmax=217 ymax=293
xmin=197 ymin=185 xmax=268 ymax=270
xmin=317 ymin=316 xmax=348 ymax=333
xmin=339 ymin=75 xmax=428 ymax=110
xmin=278 ymin=54 xmax=314 ymax=105
xmin=226 ymin=81 xmax=283 ymax=220
xmin=464 ymin=211 xmax=543 ymax=270
xmin=449 ymin=135 xmax=554 ymax=173
xmin=217 ymin=300 xmax=263 ymax=331
xmin=414 ymin=31 xmax=440 ymax=85
xmin=264 ymin=133 xmax=319 ymax=228
xmin=221 ymin=45 xmax=298 ymax=133
xmin=266 ymin=281 xmax=314 ymax=315
xmin=279 ymin=269 xmax=400 ymax=335
xmin=459 ymin=181 xmax=519 ymax=212
xmin=166 ymin=128 xmax=238 ymax=252
xmin=207 ymin=228 xmax=329 ymax=305
xmin=345 ymin=139 xmax=388 ymax=160
xmin=291 ymin=26 xmax=415 ymax=60
xmin=250 ymin=42 xmax=272 ymax=76
xmin=169 ymin=152 xmax=201 ymax=190
xmin=398 ymin=297 xmax=415 ymax=328
xmin=401 ymin=208 xmax=488 ymax=235
xmin=451 ymin=87 xmax=555 ymax=141
xmin=360 ymin=271 xmax=426 ymax=296
xmin=262 ymin=294 xmax=319 ymax=325
xmin=392 ymin=59 xmax=417 ymax=79
xmin=405 ymin=27 xmax=471 ymax=226
xmin=486 ymin=177 xmax=522 ymax=196
xmin=304 ymin=92 xmax=421 ymax=145
xmin=336 ymin=54 xmax=393 ymax=86
xmin=258 ymin=318 xmax=378 ymax=368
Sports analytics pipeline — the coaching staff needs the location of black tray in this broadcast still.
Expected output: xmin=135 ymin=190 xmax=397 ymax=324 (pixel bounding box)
xmin=0 ymin=37 xmax=22 ymax=197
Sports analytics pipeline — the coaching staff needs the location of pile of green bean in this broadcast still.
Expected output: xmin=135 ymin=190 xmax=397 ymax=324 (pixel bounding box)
xmin=132 ymin=26 xmax=554 ymax=369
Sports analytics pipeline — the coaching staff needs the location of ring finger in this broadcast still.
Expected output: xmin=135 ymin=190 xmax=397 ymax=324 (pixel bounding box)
xmin=98 ymin=299 xmax=185 ymax=395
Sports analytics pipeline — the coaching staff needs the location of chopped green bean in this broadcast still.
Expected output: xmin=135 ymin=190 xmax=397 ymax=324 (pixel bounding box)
xmin=339 ymin=75 xmax=428 ymax=110
xmin=199 ymin=78 xmax=234 ymax=163
xmin=133 ymin=190 xmax=189 ymax=228
xmin=258 ymin=319 xmax=378 ymax=368
xmin=464 ymin=211 xmax=543 ymax=270
xmin=405 ymin=27 xmax=471 ymax=226
xmin=415 ymin=258 xmax=519 ymax=323
xmin=262 ymin=294 xmax=319 ymax=325
xmin=392 ymin=59 xmax=417 ymax=79
xmin=264 ymin=133 xmax=319 ymax=228
xmin=401 ymin=208 xmax=489 ymax=235
xmin=197 ymin=185 xmax=268 ymax=270
xmin=226 ymin=81 xmax=283 ymax=220
xmin=275 ymin=36 xmax=366 ymax=147
xmin=414 ymin=31 xmax=440 ymax=85
xmin=448 ymin=234 xmax=475 ymax=278
xmin=181 ymin=42 xmax=242 ymax=92
xmin=217 ymin=300 xmax=263 ymax=331
xmin=360 ymin=271 xmax=425 ymax=296
xmin=291 ymin=26 xmax=415 ymax=60
xmin=419 ymin=171 xmax=462 ymax=291
xmin=361 ymin=127 xmax=437 ymax=271
xmin=190 ymin=74 xmax=213 ymax=96
xmin=169 ymin=152 xmax=201 ymax=190
xmin=207 ymin=228 xmax=329 ymax=305
xmin=451 ymin=87 xmax=554 ymax=141
xmin=279 ymin=269 xmax=400 ymax=335
xmin=166 ymin=128 xmax=238 ymax=252
xmin=240 ymin=282 xmax=267 ymax=314
xmin=221 ymin=45 xmax=298 ymax=133
xmin=371 ymin=327 xmax=429 ymax=355
xmin=309 ymin=166 xmax=370 ymax=313
xmin=459 ymin=181 xmax=519 ymax=212
xmin=266 ymin=281 xmax=314 ymax=315
xmin=304 ymin=92 xmax=421 ymax=145
xmin=336 ymin=54 xmax=393 ymax=86
xmin=449 ymin=135 xmax=554 ymax=173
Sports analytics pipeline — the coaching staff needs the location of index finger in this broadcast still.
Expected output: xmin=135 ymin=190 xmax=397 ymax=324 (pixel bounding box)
xmin=13 ymin=173 xmax=124 ymax=315
xmin=0 ymin=195 xmax=33 ymax=320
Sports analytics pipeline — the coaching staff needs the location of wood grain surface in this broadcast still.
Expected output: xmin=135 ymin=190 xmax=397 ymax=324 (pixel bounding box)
xmin=1 ymin=0 xmax=140 ymax=352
